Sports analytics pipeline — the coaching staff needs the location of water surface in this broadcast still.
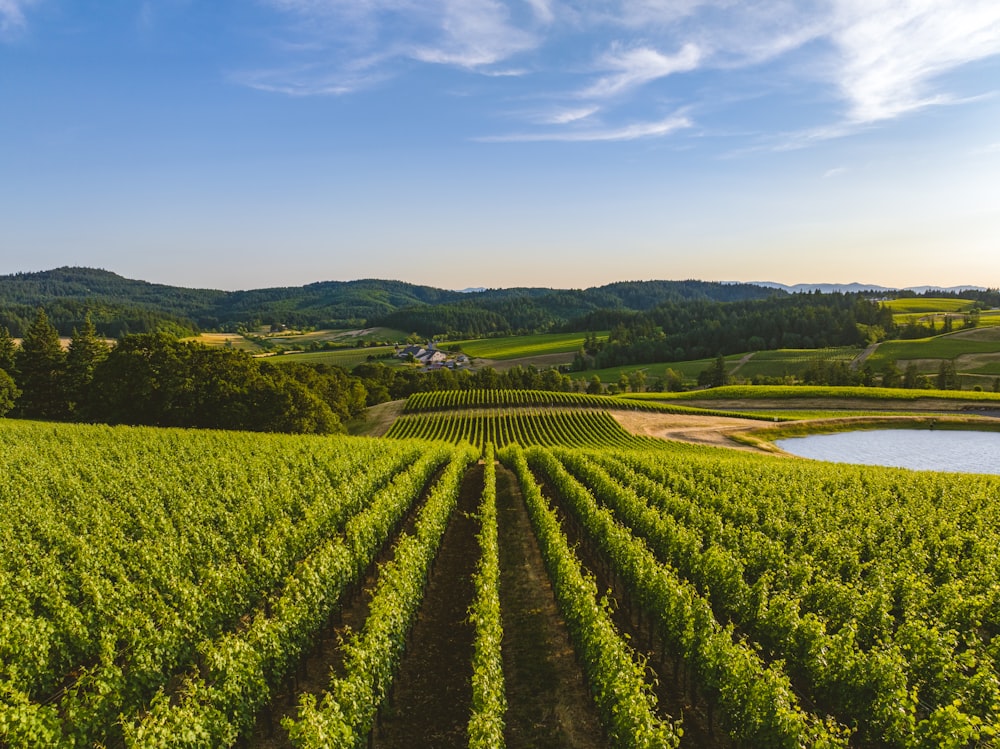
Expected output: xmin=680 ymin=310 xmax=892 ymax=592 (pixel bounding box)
xmin=776 ymin=429 xmax=1000 ymax=475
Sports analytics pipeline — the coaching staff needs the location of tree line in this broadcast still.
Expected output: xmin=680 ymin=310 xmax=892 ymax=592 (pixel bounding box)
xmin=0 ymin=310 xmax=367 ymax=433
xmin=0 ymin=310 xmax=584 ymax=432
xmin=571 ymin=293 xmax=894 ymax=370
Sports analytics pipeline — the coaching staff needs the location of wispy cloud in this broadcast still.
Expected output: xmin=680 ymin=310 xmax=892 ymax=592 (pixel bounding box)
xmin=538 ymin=106 xmax=600 ymax=124
xmin=0 ymin=0 xmax=38 ymax=35
xmin=829 ymin=0 xmax=1000 ymax=124
xmin=246 ymin=0 xmax=1000 ymax=145
xmin=581 ymin=43 xmax=701 ymax=98
xmin=408 ymin=0 xmax=538 ymax=67
xmin=477 ymin=112 xmax=692 ymax=142
xmin=823 ymin=166 xmax=848 ymax=179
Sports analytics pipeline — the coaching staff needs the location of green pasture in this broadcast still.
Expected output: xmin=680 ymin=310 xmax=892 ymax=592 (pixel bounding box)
xmin=868 ymin=330 xmax=1000 ymax=367
xmin=622 ymin=384 xmax=1000 ymax=404
xmin=266 ymin=346 xmax=403 ymax=369
xmin=566 ymin=356 xmax=738 ymax=388
xmin=183 ymin=333 xmax=266 ymax=353
xmin=267 ymin=327 xmax=408 ymax=345
xmin=733 ymin=348 xmax=861 ymax=379
xmin=450 ymin=331 xmax=607 ymax=360
xmin=881 ymin=298 xmax=977 ymax=314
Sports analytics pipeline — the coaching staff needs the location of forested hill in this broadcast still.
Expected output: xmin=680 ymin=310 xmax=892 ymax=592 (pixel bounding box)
xmin=0 ymin=267 xmax=784 ymax=336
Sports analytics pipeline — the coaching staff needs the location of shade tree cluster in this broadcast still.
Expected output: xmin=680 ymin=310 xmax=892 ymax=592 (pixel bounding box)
xmin=0 ymin=310 xmax=366 ymax=433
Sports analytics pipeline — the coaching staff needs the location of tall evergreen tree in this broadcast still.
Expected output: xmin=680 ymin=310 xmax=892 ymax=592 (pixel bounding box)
xmin=0 ymin=369 xmax=18 ymax=416
xmin=15 ymin=308 xmax=68 ymax=419
xmin=66 ymin=312 xmax=109 ymax=417
xmin=0 ymin=326 xmax=15 ymax=374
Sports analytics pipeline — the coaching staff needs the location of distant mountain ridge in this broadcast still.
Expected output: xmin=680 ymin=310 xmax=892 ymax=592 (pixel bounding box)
xmin=0 ymin=266 xmax=988 ymax=338
xmin=747 ymin=281 xmax=988 ymax=294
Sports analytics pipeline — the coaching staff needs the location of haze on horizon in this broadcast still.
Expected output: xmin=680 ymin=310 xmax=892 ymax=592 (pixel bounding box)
xmin=2 ymin=1 xmax=998 ymax=292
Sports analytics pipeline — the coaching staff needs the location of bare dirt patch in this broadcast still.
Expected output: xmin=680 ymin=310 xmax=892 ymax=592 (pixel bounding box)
xmin=351 ymin=400 xmax=407 ymax=437
xmin=472 ymin=352 xmax=574 ymax=372
xmin=496 ymin=465 xmax=607 ymax=749
xmin=949 ymin=327 xmax=1000 ymax=341
xmin=610 ymin=411 xmax=768 ymax=451
xmin=371 ymin=465 xmax=482 ymax=749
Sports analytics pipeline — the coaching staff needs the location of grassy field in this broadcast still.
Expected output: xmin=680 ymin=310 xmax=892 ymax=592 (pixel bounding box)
xmin=265 ymin=346 xmax=404 ymax=369
xmin=183 ymin=333 xmax=266 ymax=352
xmin=733 ymin=347 xmax=861 ymax=379
xmin=265 ymin=326 xmax=408 ymax=346
xmin=566 ymin=355 xmax=741 ymax=388
xmin=621 ymin=384 xmax=1000 ymax=404
xmin=868 ymin=328 xmax=1000 ymax=365
xmin=450 ymin=331 xmax=607 ymax=360
xmin=881 ymin=297 xmax=977 ymax=314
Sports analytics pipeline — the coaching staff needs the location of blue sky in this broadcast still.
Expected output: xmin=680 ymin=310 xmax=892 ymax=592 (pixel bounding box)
xmin=2 ymin=1 xmax=999 ymax=291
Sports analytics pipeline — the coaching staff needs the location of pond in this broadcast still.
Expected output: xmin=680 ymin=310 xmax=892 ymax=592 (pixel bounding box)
xmin=775 ymin=429 xmax=1000 ymax=475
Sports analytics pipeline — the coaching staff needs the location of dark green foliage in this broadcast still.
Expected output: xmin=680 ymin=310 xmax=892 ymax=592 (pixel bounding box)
xmin=698 ymin=354 xmax=730 ymax=388
xmin=936 ymin=360 xmax=959 ymax=390
xmin=65 ymin=313 xmax=109 ymax=415
xmin=0 ymin=326 xmax=15 ymax=373
xmin=586 ymin=294 xmax=892 ymax=369
xmin=0 ymin=369 xmax=18 ymax=416
xmin=14 ymin=309 xmax=68 ymax=419
xmin=88 ymin=334 xmax=344 ymax=433
xmin=0 ymin=269 xmax=760 ymax=336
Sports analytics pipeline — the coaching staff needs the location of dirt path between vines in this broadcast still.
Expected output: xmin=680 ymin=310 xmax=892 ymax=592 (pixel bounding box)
xmin=372 ymin=464 xmax=483 ymax=748
xmin=496 ymin=464 xmax=607 ymax=749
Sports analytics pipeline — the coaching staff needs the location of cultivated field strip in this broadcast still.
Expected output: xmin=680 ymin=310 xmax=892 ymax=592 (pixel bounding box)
xmin=467 ymin=444 xmax=507 ymax=749
xmin=125 ymin=446 xmax=463 ymax=747
xmin=500 ymin=445 xmax=682 ymax=748
xmin=6 ymin=409 xmax=1000 ymax=747
xmin=533 ymin=444 xmax=1000 ymax=747
xmin=384 ymin=408 xmax=661 ymax=450
xmin=523 ymin=446 xmax=848 ymax=747
xmin=0 ymin=421 xmax=456 ymax=746
xmin=284 ymin=447 xmax=476 ymax=748
xmin=402 ymin=387 xmax=780 ymax=420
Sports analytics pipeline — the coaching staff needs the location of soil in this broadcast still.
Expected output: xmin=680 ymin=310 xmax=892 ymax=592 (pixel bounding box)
xmin=539 ymin=478 xmax=732 ymax=749
xmin=371 ymin=464 xmax=483 ymax=749
xmin=251 ymin=462 xmax=609 ymax=749
xmin=473 ymin=352 xmax=574 ymax=372
xmin=495 ymin=464 xmax=608 ymax=749
xmin=350 ymin=399 xmax=407 ymax=437
xmin=610 ymin=411 xmax=768 ymax=452
xmin=249 ymin=462 xmax=438 ymax=748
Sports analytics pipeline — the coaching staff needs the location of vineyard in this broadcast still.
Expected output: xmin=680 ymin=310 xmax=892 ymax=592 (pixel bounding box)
xmin=400 ymin=388 xmax=782 ymax=420
xmin=385 ymin=408 xmax=661 ymax=450
xmin=3 ymin=398 xmax=1000 ymax=748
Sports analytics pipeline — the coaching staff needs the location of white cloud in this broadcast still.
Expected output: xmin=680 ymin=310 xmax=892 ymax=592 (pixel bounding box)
xmin=524 ymin=0 xmax=555 ymax=25
xmin=478 ymin=112 xmax=691 ymax=141
xmin=409 ymin=0 xmax=538 ymax=68
xmin=250 ymin=0 xmax=1000 ymax=144
xmin=829 ymin=0 xmax=1000 ymax=123
xmin=823 ymin=166 xmax=848 ymax=178
xmin=581 ymin=42 xmax=701 ymax=98
xmin=540 ymin=106 xmax=600 ymax=124
xmin=0 ymin=0 xmax=37 ymax=34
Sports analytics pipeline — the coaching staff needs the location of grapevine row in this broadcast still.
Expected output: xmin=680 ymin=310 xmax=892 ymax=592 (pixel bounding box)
xmin=284 ymin=446 xmax=476 ymax=748
xmin=559 ymin=449 xmax=917 ymax=746
xmin=526 ymin=446 xmax=851 ymax=747
xmin=599 ymin=448 xmax=1000 ymax=746
xmin=0 ymin=423 xmax=427 ymax=746
xmin=121 ymin=445 xmax=459 ymax=748
xmin=385 ymin=408 xmax=659 ymax=450
xmin=467 ymin=443 xmax=507 ymax=749
xmin=499 ymin=444 xmax=681 ymax=748
xmin=402 ymin=388 xmax=783 ymax=420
